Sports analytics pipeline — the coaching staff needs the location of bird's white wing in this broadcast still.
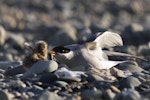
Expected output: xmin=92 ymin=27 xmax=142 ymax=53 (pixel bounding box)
xmin=94 ymin=31 xmax=123 ymax=48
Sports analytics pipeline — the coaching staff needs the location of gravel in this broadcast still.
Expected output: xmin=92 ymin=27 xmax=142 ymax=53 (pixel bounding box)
xmin=0 ymin=0 xmax=150 ymax=100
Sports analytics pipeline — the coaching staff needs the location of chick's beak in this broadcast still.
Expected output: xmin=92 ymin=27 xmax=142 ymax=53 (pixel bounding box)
xmin=50 ymin=50 xmax=57 ymax=56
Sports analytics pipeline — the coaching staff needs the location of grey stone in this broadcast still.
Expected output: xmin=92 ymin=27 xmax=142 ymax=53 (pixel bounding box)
xmin=140 ymin=48 xmax=150 ymax=56
xmin=0 ymin=25 xmax=6 ymax=45
xmin=0 ymin=90 xmax=13 ymax=100
xmin=48 ymin=23 xmax=77 ymax=46
xmin=5 ymin=65 xmax=26 ymax=76
xmin=0 ymin=73 xmax=4 ymax=79
xmin=116 ymin=61 xmax=144 ymax=73
xmin=7 ymin=32 xmax=25 ymax=50
xmin=29 ymin=85 xmax=44 ymax=95
xmin=37 ymin=90 xmax=62 ymax=100
xmin=22 ymin=60 xmax=58 ymax=79
xmin=53 ymin=81 xmax=68 ymax=88
xmin=59 ymin=77 xmax=81 ymax=82
xmin=119 ymin=76 xmax=141 ymax=90
xmin=81 ymin=88 xmax=103 ymax=100
xmin=122 ymin=89 xmax=141 ymax=100
xmin=103 ymin=89 xmax=116 ymax=100
xmin=0 ymin=61 xmax=22 ymax=70
xmin=86 ymin=73 xmax=104 ymax=82
xmin=39 ymin=73 xmax=59 ymax=83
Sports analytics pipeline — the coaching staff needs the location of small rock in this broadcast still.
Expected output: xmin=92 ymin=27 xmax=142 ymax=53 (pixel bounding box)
xmin=7 ymin=32 xmax=25 ymax=50
xmin=140 ymin=48 xmax=150 ymax=56
xmin=53 ymin=81 xmax=68 ymax=88
xmin=110 ymin=67 xmax=126 ymax=78
xmin=28 ymin=85 xmax=44 ymax=95
xmin=0 ymin=90 xmax=13 ymax=100
xmin=37 ymin=90 xmax=62 ymax=100
xmin=140 ymin=90 xmax=150 ymax=99
xmin=39 ymin=73 xmax=59 ymax=83
xmin=22 ymin=60 xmax=58 ymax=79
xmin=0 ymin=25 xmax=6 ymax=45
xmin=0 ymin=73 xmax=4 ymax=79
xmin=0 ymin=61 xmax=22 ymax=70
xmin=119 ymin=76 xmax=141 ymax=90
xmin=110 ymin=85 xmax=121 ymax=93
xmin=116 ymin=61 xmax=144 ymax=73
xmin=59 ymin=77 xmax=81 ymax=82
xmin=122 ymin=89 xmax=141 ymax=100
xmin=48 ymin=23 xmax=77 ymax=46
xmin=86 ymin=73 xmax=104 ymax=82
xmin=54 ymin=67 xmax=84 ymax=79
xmin=103 ymin=89 xmax=116 ymax=100
xmin=81 ymin=88 xmax=103 ymax=100
xmin=125 ymin=23 xmax=144 ymax=33
xmin=5 ymin=65 xmax=26 ymax=76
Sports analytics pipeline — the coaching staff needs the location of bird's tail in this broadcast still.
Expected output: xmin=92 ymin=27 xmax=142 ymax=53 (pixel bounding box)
xmin=101 ymin=60 xmax=129 ymax=69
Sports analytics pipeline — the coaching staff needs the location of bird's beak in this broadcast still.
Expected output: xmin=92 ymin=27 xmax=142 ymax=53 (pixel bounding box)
xmin=49 ymin=50 xmax=57 ymax=56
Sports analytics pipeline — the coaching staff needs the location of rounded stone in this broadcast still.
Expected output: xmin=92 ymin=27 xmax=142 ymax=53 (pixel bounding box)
xmin=0 ymin=25 xmax=6 ymax=45
xmin=119 ymin=76 xmax=141 ymax=90
xmin=53 ymin=81 xmax=68 ymax=88
xmin=0 ymin=90 xmax=12 ymax=100
xmin=37 ymin=90 xmax=62 ymax=100
xmin=116 ymin=61 xmax=144 ymax=73
xmin=22 ymin=60 xmax=58 ymax=79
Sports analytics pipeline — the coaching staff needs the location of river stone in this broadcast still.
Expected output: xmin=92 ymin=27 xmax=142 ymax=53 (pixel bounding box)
xmin=81 ymin=88 xmax=103 ymax=100
xmin=22 ymin=60 xmax=58 ymax=79
xmin=0 ymin=90 xmax=13 ymax=100
xmin=119 ymin=76 xmax=141 ymax=90
xmin=53 ymin=81 xmax=68 ymax=88
xmin=37 ymin=90 xmax=62 ymax=100
xmin=116 ymin=61 xmax=144 ymax=73
xmin=5 ymin=65 xmax=26 ymax=76
xmin=0 ymin=25 xmax=6 ymax=45
xmin=39 ymin=73 xmax=59 ymax=83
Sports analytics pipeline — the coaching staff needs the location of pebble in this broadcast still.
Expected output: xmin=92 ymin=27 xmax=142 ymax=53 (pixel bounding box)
xmin=81 ymin=88 xmax=103 ymax=100
xmin=0 ymin=61 xmax=22 ymax=70
xmin=119 ymin=76 xmax=141 ymax=90
xmin=39 ymin=73 xmax=59 ymax=83
xmin=0 ymin=25 xmax=6 ymax=45
xmin=53 ymin=81 xmax=68 ymax=88
xmin=125 ymin=23 xmax=144 ymax=33
xmin=5 ymin=65 xmax=26 ymax=76
xmin=103 ymin=89 xmax=116 ymax=100
xmin=116 ymin=61 xmax=144 ymax=73
xmin=122 ymin=89 xmax=141 ymax=100
xmin=22 ymin=60 xmax=58 ymax=79
xmin=86 ymin=73 xmax=104 ymax=82
xmin=37 ymin=90 xmax=62 ymax=100
xmin=140 ymin=48 xmax=150 ymax=56
xmin=28 ymin=85 xmax=44 ymax=95
xmin=0 ymin=90 xmax=13 ymax=100
xmin=7 ymin=32 xmax=25 ymax=50
xmin=48 ymin=23 xmax=77 ymax=46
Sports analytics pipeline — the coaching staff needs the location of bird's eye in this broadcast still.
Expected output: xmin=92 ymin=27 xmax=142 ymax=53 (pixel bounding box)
xmin=52 ymin=46 xmax=70 ymax=53
xmin=61 ymin=49 xmax=69 ymax=53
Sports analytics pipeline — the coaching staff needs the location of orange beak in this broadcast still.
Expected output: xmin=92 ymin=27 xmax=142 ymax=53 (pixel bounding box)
xmin=49 ymin=50 xmax=57 ymax=56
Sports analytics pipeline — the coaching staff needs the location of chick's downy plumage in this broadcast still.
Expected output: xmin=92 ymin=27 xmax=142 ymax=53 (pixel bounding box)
xmin=23 ymin=40 xmax=50 ymax=70
xmin=50 ymin=31 xmax=144 ymax=70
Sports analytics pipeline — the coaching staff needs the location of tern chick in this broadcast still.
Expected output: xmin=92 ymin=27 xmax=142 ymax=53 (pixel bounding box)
xmin=50 ymin=31 xmax=145 ymax=70
xmin=23 ymin=40 xmax=50 ymax=70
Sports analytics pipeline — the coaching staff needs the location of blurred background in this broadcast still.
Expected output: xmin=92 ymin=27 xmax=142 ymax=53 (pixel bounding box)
xmin=0 ymin=0 xmax=150 ymax=63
